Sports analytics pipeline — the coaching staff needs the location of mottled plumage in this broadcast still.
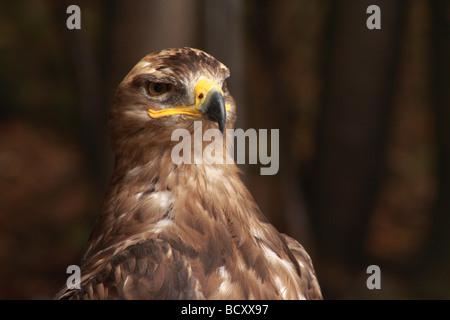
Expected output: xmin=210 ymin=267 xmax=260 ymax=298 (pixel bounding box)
xmin=56 ymin=47 xmax=322 ymax=300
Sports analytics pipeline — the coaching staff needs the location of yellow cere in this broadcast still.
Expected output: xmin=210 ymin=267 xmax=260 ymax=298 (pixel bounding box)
xmin=148 ymin=79 xmax=230 ymax=119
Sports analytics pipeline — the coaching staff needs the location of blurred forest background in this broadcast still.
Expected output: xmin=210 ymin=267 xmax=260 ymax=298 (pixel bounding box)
xmin=0 ymin=0 xmax=448 ymax=299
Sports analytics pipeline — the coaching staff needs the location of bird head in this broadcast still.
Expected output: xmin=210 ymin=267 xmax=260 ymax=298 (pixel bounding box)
xmin=109 ymin=47 xmax=237 ymax=160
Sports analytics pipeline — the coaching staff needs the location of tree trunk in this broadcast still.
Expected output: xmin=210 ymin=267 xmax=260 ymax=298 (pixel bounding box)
xmin=308 ymin=0 xmax=405 ymax=297
xmin=417 ymin=0 xmax=450 ymax=298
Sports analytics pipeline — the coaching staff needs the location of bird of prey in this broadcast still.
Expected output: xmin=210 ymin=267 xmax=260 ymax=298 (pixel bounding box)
xmin=56 ymin=47 xmax=322 ymax=300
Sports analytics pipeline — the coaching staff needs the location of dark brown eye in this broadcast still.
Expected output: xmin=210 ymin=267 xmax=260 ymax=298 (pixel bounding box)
xmin=221 ymin=81 xmax=228 ymax=92
xmin=147 ymin=82 xmax=170 ymax=96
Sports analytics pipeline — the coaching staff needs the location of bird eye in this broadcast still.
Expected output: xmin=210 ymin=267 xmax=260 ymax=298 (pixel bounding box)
xmin=221 ymin=81 xmax=228 ymax=93
xmin=147 ymin=82 xmax=171 ymax=96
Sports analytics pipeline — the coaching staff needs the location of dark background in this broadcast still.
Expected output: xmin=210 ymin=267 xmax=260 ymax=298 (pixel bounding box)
xmin=0 ymin=0 xmax=448 ymax=299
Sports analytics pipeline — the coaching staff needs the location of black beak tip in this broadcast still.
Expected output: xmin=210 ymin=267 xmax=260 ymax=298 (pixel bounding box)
xmin=203 ymin=91 xmax=226 ymax=134
xmin=218 ymin=118 xmax=225 ymax=134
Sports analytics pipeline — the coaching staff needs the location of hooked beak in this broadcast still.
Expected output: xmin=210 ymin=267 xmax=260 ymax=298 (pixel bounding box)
xmin=196 ymin=80 xmax=226 ymax=133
